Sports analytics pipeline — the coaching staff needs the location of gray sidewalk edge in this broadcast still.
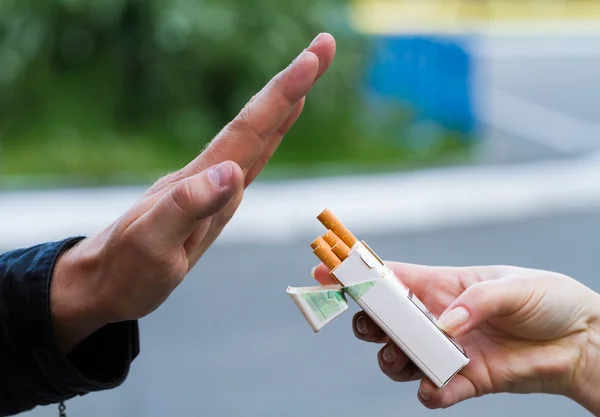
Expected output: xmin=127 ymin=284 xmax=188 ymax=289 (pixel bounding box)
xmin=2 ymin=154 xmax=600 ymax=250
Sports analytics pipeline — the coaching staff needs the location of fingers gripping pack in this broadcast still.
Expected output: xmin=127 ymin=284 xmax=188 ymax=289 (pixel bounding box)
xmin=287 ymin=209 xmax=469 ymax=388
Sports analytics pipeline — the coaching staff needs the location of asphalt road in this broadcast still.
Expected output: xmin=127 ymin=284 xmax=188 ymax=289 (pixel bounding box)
xmin=20 ymin=206 xmax=600 ymax=417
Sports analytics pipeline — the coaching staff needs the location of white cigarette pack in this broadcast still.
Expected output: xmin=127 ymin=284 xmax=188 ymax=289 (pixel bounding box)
xmin=288 ymin=227 xmax=469 ymax=388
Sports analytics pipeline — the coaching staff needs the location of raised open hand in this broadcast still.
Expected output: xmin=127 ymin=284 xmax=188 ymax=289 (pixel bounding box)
xmin=51 ymin=33 xmax=336 ymax=353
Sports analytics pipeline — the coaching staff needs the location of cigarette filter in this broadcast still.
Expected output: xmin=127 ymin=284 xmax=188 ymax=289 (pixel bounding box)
xmin=287 ymin=209 xmax=469 ymax=388
xmin=323 ymin=230 xmax=351 ymax=260
xmin=311 ymin=237 xmax=341 ymax=272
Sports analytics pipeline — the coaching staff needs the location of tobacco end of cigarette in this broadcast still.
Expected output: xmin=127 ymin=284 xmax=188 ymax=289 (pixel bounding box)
xmin=311 ymin=236 xmax=325 ymax=250
xmin=323 ymin=229 xmax=341 ymax=247
xmin=331 ymin=241 xmax=351 ymax=260
xmin=317 ymin=209 xmax=335 ymax=227
xmin=311 ymin=236 xmax=341 ymax=271
xmin=317 ymin=208 xmax=358 ymax=248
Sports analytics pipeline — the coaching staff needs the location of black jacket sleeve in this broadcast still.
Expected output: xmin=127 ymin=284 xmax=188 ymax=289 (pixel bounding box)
xmin=0 ymin=237 xmax=140 ymax=416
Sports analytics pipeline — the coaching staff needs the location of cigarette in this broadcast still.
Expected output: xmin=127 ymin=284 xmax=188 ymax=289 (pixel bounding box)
xmin=310 ymin=236 xmax=342 ymax=271
xmin=322 ymin=229 xmax=341 ymax=247
xmin=310 ymin=236 xmax=325 ymax=250
xmin=331 ymin=241 xmax=351 ymax=260
xmin=323 ymin=230 xmax=351 ymax=260
xmin=317 ymin=209 xmax=358 ymax=248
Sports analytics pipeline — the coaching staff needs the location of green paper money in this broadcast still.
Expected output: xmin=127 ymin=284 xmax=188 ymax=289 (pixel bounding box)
xmin=344 ymin=281 xmax=376 ymax=302
xmin=287 ymin=280 xmax=378 ymax=332
xmin=300 ymin=290 xmax=347 ymax=322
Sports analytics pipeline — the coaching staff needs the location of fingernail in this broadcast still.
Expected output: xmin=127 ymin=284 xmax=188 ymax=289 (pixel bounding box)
xmin=310 ymin=266 xmax=317 ymax=278
xmin=438 ymin=306 xmax=469 ymax=332
xmin=208 ymin=162 xmax=233 ymax=189
xmin=382 ymin=344 xmax=396 ymax=364
xmin=309 ymin=33 xmax=323 ymax=47
xmin=419 ymin=386 xmax=432 ymax=401
xmin=356 ymin=315 xmax=368 ymax=335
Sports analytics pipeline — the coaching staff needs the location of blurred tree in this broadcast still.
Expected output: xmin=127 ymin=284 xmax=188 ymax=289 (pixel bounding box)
xmin=0 ymin=1 xmax=364 ymax=169
xmin=0 ymin=0 xmax=469 ymax=181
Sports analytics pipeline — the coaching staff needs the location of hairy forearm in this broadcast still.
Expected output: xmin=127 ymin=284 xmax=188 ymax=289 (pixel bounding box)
xmin=50 ymin=239 xmax=107 ymax=353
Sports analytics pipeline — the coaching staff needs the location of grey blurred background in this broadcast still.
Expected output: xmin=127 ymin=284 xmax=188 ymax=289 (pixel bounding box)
xmin=2 ymin=0 xmax=600 ymax=416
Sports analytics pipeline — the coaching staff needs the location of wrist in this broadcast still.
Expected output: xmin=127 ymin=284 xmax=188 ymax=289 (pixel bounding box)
xmin=50 ymin=237 xmax=108 ymax=354
xmin=569 ymin=290 xmax=600 ymax=415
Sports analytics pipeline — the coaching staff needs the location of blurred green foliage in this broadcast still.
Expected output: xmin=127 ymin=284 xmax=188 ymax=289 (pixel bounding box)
xmin=0 ymin=0 xmax=470 ymax=184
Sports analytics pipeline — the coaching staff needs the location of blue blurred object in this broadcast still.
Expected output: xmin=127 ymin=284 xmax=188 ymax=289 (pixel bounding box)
xmin=364 ymin=35 xmax=478 ymax=144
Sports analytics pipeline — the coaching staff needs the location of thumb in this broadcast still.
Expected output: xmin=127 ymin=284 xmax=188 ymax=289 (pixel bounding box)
xmin=141 ymin=161 xmax=243 ymax=246
xmin=437 ymin=275 xmax=533 ymax=338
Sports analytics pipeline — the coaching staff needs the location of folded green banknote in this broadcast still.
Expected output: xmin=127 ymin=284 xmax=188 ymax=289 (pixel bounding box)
xmin=286 ymin=281 xmax=377 ymax=332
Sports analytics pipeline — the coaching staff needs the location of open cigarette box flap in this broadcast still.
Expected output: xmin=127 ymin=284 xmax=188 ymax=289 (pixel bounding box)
xmin=287 ymin=210 xmax=470 ymax=389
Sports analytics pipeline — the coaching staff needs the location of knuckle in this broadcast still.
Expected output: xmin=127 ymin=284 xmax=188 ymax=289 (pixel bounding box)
xmin=226 ymin=95 xmax=272 ymax=143
xmin=464 ymin=282 xmax=494 ymax=313
xmin=254 ymin=152 xmax=273 ymax=172
xmin=454 ymin=266 xmax=485 ymax=287
xmin=170 ymin=178 xmax=197 ymax=214
xmin=508 ymin=274 xmax=529 ymax=288
xmin=146 ymin=170 xmax=187 ymax=196
xmin=236 ymin=104 xmax=252 ymax=126
xmin=145 ymin=175 xmax=172 ymax=195
xmin=270 ymin=73 xmax=296 ymax=106
xmin=269 ymin=74 xmax=283 ymax=91
xmin=228 ymin=105 xmax=257 ymax=137
xmin=473 ymin=382 xmax=487 ymax=398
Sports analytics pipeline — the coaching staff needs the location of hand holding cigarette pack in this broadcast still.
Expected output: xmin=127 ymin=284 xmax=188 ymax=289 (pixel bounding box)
xmin=287 ymin=209 xmax=469 ymax=388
